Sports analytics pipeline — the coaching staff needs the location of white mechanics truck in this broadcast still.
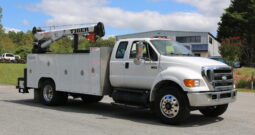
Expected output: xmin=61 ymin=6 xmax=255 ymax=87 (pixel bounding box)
xmin=17 ymin=22 xmax=236 ymax=124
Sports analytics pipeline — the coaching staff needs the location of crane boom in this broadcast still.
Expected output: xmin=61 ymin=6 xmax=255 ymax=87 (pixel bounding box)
xmin=32 ymin=22 xmax=105 ymax=53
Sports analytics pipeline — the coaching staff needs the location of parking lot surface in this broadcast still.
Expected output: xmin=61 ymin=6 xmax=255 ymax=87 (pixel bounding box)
xmin=0 ymin=84 xmax=255 ymax=135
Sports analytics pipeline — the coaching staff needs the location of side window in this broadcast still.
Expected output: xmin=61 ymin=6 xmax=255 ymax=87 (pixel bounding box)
xmin=209 ymin=37 xmax=213 ymax=44
xmin=116 ymin=42 xmax=128 ymax=59
xmin=129 ymin=41 xmax=148 ymax=59
xmin=130 ymin=42 xmax=137 ymax=59
xmin=129 ymin=41 xmax=157 ymax=61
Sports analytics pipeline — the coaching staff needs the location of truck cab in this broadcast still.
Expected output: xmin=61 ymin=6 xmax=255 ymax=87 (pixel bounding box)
xmin=109 ymin=38 xmax=236 ymax=124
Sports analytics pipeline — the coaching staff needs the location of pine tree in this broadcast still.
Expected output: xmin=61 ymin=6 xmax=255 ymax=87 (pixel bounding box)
xmin=217 ymin=0 xmax=255 ymax=66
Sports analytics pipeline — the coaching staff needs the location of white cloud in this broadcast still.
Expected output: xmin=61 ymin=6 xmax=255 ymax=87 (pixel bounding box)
xmin=4 ymin=27 xmax=21 ymax=33
xmin=21 ymin=19 xmax=30 ymax=25
xmin=31 ymin=0 xmax=230 ymax=33
xmin=102 ymin=35 xmax=115 ymax=39
xmin=175 ymin=0 xmax=231 ymax=16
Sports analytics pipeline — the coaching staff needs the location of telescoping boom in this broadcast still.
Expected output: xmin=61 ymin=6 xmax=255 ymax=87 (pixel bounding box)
xmin=32 ymin=22 xmax=105 ymax=53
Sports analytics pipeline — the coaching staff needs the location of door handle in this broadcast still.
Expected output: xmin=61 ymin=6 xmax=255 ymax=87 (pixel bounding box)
xmin=125 ymin=62 xmax=129 ymax=69
xmin=151 ymin=66 xmax=157 ymax=69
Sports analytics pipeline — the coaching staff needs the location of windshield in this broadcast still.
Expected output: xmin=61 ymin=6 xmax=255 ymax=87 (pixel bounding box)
xmin=150 ymin=40 xmax=193 ymax=56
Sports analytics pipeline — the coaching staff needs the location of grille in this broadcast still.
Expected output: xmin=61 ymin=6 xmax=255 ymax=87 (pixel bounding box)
xmin=203 ymin=67 xmax=233 ymax=91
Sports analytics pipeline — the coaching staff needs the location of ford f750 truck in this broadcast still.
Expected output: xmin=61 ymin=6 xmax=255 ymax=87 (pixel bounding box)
xmin=17 ymin=22 xmax=236 ymax=124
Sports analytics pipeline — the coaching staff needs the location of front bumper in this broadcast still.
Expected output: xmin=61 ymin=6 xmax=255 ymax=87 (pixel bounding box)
xmin=187 ymin=89 xmax=236 ymax=107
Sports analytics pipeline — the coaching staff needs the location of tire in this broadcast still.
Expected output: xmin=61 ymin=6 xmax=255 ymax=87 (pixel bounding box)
xmin=199 ymin=104 xmax=228 ymax=117
xmin=154 ymin=86 xmax=190 ymax=125
xmin=39 ymin=80 xmax=68 ymax=106
xmin=81 ymin=95 xmax=103 ymax=103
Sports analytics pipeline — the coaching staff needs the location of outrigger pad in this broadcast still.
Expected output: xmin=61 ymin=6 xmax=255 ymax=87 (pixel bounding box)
xmin=94 ymin=22 xmax=105 ymax=37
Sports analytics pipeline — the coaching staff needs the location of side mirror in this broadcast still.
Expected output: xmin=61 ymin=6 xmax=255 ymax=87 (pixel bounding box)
xmin=134 ymin=41 xmax=144 ymax=65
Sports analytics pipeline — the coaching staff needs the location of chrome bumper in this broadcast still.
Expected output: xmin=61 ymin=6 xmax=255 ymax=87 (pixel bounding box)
xmin=187 ymin=89 xmax=237 ymax=107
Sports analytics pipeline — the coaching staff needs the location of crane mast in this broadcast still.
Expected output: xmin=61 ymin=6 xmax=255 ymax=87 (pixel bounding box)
xmin=32 ymin=22 xmax=105 ymax=53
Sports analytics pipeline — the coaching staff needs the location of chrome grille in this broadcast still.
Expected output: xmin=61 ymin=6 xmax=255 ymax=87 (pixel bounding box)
xmin=202 ymin=66 xmax=233 ymax=91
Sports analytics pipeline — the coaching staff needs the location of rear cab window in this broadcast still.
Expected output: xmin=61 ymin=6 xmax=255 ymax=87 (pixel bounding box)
xmin=115 ymin=41 xmax=128 ymax=59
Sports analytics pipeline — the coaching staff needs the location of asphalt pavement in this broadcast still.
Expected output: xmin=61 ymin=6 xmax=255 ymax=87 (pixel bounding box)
xmin=0 ymin=84 xmax=255 ymax=135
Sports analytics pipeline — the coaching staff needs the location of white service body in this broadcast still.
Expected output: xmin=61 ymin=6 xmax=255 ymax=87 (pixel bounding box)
xmin=27 ymin=47 xmax=112 ymax=96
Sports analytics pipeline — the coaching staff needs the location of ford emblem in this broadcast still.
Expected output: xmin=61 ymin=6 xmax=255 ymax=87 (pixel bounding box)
xmin=222 ymin=76 xmax=227 ymax=80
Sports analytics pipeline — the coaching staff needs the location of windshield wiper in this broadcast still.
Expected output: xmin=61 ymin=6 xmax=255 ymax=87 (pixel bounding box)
xmin=168 ymin=53 xmax=180 ymax=56
xmin=180 ymin=53 xmax=194 ymax=56
xmin=165 ymin=53 xmax=194 ymax=56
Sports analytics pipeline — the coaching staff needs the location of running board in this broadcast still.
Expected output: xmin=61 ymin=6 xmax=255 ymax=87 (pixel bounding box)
xmin=111 ymin=102 xmax=148 ymax=109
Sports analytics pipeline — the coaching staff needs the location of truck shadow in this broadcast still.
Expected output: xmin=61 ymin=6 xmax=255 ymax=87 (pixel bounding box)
xmin=4 ymin=98 xmax=223 ymax=127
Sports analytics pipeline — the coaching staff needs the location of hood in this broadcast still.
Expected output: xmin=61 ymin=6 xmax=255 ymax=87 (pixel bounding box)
xmin=160 ymin=56 xmax=229 ymax=71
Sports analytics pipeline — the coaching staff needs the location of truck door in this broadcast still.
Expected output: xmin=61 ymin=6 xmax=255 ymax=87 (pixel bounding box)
xmin=110 ymin=41 xmax=129 ymax=87
xmin=123 ymin=41 xmax=159 ymax=89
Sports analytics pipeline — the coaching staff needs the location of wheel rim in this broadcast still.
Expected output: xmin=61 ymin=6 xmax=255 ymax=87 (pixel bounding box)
xmin=43 ymin=85 xmax=54 ymax=102
xmin=160 ymin=94 xmax=180 ymax=118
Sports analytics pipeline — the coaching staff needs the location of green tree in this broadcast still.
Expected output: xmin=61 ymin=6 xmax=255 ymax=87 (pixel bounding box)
xmin=50 ymin=37 xmax=73 ymax=53
xmin=0 ymin=35 xmax=15 ymax=54
xmin=49 ymin=36 xmax=116 ymax=54
xmin=217 ymin=0 xmax=255 ymax=66
xmin=0 ymin=7 xmax=3 ymax=33
xmin=219 ymin=37 xmax=243 ymax=66
xmin=15 ymin=46 xmax=31 ymax=59
xmin=90 ymin=37 xmax=115 ymax=47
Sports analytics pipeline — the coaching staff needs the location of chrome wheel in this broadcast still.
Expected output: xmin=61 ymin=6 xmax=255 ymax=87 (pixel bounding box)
xmin=160 ymin=94 xmax=180 ymax=118
xmin=43 ymin=85 xmax=54 ymax=102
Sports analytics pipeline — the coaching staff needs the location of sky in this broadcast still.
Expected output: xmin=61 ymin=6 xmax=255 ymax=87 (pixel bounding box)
xmin=0 ymin=0 xmax=231 ymax=37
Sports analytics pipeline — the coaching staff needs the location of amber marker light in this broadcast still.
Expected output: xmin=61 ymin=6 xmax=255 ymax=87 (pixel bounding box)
xmin=184 ymin=79 xmax=200 ymax=87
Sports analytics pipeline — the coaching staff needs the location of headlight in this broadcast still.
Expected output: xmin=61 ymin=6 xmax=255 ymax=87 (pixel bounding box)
xmin=184 ymin=79 xmax=200 ymax=87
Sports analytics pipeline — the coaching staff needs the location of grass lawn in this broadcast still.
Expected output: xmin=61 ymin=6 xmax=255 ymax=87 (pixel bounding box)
xmin=0 ymin=64 xmax=26 ymax=85
xmin=237 ymin=88 xmax=255 ymax=93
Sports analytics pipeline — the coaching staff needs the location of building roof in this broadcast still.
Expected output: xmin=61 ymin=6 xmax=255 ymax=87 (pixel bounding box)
xmin=116 ymin=30 xmax=219 ymax=42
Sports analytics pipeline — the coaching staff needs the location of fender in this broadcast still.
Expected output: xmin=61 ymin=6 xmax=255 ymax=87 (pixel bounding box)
xmin=149 ymin=66 xmax=202 ymax=102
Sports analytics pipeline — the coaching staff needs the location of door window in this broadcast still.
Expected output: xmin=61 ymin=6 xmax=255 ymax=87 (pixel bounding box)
xmin=129 ymin=41 xmax=157 ymax=61
xmin=116 ymin=42 xmax=128 ymax=59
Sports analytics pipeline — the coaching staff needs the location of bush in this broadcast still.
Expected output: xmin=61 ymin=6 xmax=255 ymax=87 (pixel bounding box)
xmin=0 ymin=59 xmax=12 ymax=63
xmin=15 ymin=59 xmax=26 ymax=64
xmin=236 ymin=80 xmax=250 ymax=88
xmin=0 ymin=59 xmax=25 ymax=64
xmin=219 ymin=37 xmax=243 ymax=66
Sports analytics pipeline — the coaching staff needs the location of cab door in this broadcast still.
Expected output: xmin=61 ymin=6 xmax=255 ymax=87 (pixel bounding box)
xmin=123 ymin=41 xmax=159 ymax=89
xmin=109 ymin=41 xmax=129 ymax=87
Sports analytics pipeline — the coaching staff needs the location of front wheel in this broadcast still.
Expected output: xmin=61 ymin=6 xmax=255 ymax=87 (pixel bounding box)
xmin=199 ymin=104 xmax=228 ymax=117
xmin=154 ymin=86 xmax=190 ymax=125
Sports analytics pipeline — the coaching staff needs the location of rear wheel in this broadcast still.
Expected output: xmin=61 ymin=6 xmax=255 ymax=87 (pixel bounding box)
xmin=154 ymin=86 xmax=190 ymax=125
xmin=199 ymin=104 xmax=228 ymax=117
xmin=81 ymin=95 xmax=103 ymax=103
xmin=40 ymin=80 xmax=68 ymax=106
